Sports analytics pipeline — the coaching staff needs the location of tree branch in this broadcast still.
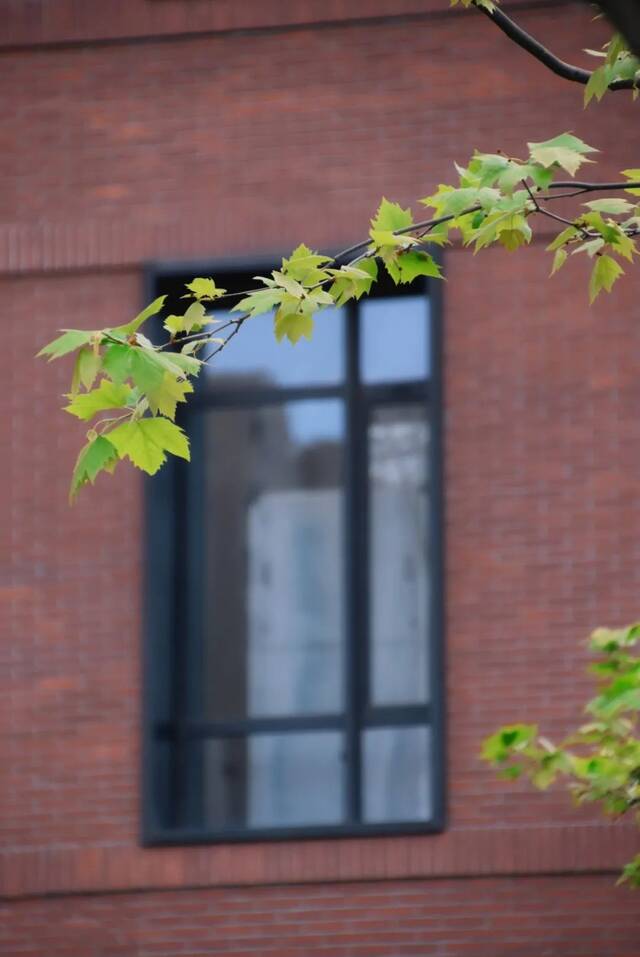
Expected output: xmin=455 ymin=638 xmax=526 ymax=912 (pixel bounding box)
xmin=477 ymin=3 xmax=635 ymax=90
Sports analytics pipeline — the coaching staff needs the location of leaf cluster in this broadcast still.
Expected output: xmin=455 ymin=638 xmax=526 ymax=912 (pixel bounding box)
xmin=38 ymin=131 xmax=640 ymax=497
xmin=584 ymin=34 xmax=640 ymax=105
xmin=482 ymin=623 xmax=640 ymax=885
xmin=38 ymin=294 xmax=199 ymax=499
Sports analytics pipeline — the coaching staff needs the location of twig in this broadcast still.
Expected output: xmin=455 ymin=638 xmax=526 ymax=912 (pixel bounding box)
xmin=542 ymin=180 xmax=640 ymax=199
xmin=201 ymin=315 xmax=248 ymax=365
xmin=158 ymin=320 xmax=237 ymax=351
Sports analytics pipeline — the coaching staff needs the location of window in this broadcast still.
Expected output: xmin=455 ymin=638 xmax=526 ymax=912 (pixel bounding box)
xmin=143 ymin=259 xmax=444 ymax=843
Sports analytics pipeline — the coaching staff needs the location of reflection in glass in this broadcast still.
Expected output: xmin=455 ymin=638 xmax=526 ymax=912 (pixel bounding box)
xmin=203 ymin=307 xmax=344 ymax=388
xmin=203 ymin=731 xmax=345 ymax=828
xmin=369 ymin=405 xmax=430 ymax=706
xmin=362 ymin=726 xmax=432 ymax=823
xmin=201 ymin=400 xmax=345 ymax=720
xmin=360 ymin=296 xmax=429 ymax=384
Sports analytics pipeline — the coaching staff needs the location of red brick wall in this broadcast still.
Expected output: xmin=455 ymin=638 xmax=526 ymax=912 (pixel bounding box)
xmin=2 ymin=0 xmax=640 ymax=952
xmin=2 ymin=876 xmax=640 ymax=957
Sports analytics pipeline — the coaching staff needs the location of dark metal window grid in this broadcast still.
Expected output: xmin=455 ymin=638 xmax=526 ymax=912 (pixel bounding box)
xmin=142 ymin=255 xmax=446 ymax=845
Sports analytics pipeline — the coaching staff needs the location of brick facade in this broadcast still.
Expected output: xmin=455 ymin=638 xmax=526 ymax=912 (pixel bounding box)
xmin=2 ymin=1 xmax=640 ymax=953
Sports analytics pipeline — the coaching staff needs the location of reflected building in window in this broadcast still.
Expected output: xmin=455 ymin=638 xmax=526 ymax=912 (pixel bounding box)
xmin=145 ymin=277 xmax=443 ymax=839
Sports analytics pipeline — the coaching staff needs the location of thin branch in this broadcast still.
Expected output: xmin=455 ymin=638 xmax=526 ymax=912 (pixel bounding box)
xmin=538 ymin=207 xmax=590 ymax=233
xmin=476 ymin=3 xmax=635 ymax=90
xmin=545 ymin=180 xmax=640 ymax=196
xmin=201 ymin=315 xmax=248 ymax=364
xmin=334 ymin=207 xmax=482 ymax=262
xmin=158 ymin=320 xmax=237 ymax=350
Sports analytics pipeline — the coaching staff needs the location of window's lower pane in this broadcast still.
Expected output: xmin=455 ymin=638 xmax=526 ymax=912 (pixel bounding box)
xmin=362 ymin=726 xmax=432 ymax=823
xmin=199 ymin=400 xmax=345 ymax=720
xmin=202 ymin=731 xmax=345 ymax=829
xmin=369 ymin=405 xmax=430 ymax=706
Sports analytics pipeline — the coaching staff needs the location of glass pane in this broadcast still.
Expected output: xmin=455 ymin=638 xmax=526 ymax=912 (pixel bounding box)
xmin=369 ymin=405 xmax=430 ymax=705
xmin=200 ymin=400 xmax=345 ymax=719
xmin=202 ymin=731 xmax=345 ymax=829
xmin=203 ymin=307 xmax=344 ymax=388
xmin=360 ymin=295 xmax=429 ymax=384
xmin=362 ymin=726 xmax=432 ymax=823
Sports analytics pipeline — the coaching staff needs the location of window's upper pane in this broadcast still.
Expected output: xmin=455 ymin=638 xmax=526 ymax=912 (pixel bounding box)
xmin=369 ymin=405 xmax=430 ymax=706
xmin=360 ymin=296 xmax=429 ymax=384
xmin=202 ymin=307 xmax=344 ymax=389
xmin=199 ymin=399 xmax=346 ymax=720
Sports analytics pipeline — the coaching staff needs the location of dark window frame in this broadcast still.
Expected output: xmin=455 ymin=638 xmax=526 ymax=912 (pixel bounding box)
xmin=141 ymin=253 xmax=446 ymax=846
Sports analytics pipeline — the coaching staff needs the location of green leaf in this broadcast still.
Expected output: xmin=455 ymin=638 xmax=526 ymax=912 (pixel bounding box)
xmin=184 ymin=278 xmax=225 ymax=300
xmin=112 ymin=295 xmax=167 ymax=337
xmin=102 ymin=343 xmax=134 ymax=383
xmin=146 ymin=373 xmax=194 ymax=420
xmin=71 ymin=346 xmax=103 ymax=395
xmin=589 ymin=254 xmax=624 ymax=303
xmin=469 ymin=153 xmax=510 ymax=187
xmin=164 ymin=301 xmax=211 ymax=336
xmin=590 ymin=624 xmax=640 ymax=652
xmin=64 ymin=379 xmax=134 ymax=421
xmin=550 ymin=248 xmax=568 ymax=275
xmin=37 ymin=329 xmax=95 ymax=360
xmin=469 ymin=210 xmax=531 ymax=252
xmin=422 ymin=186 xmax=478 ymax=216
xmin=546 ymin=226 xmax=579 ymax=251
xmin=620 ymin=856 xmax=640 ymax=887
xmin=450 ymin=0 xmax=495 ymax=9
xmin=371 ymin=198 xmax=413 ymax=233
xmin=281 ymin=244 xmax=332 ymax=285
xmin=129 ymin=349 xmax=173 ymax=394
xmin=481 ymin=724 xmax=538 ymax=764
xmin=163 ymin=314 xmax=186 ymax=337
xmin=232 ymin=288 xmax=284 ymax=318
xmin=606 ymin=33 xmax=627 ymax=65
xmin=306 ymin=288 xmax=334 ymax=308
xmin=107 ymin=417 xmax=190 ymax=475
xmin=498 ymin=162 xmax=532 ymax=195
xmin=584 ymin=65 xmax=610 ymax=106
xmin=584 ymin=198 xmax=633 ymax=215
xmin=529 ymin=165 xmax=554 ymax=190
xmin=164 ymin=351 xmax=201 ymax=377
xmin=369 ymin=229 xmax=417 ymax=250
xmin=329 ymin=258 xmax=378 ymax=305
xmin=269 ymin=271 xmax=306 ymax=299
xmin=102 ymin=342 xmax=198 ymax=394
xmin=395 ymin=251 xmax=443 ymax=282
xmin=76 ymin=347 xmax=102 ymax=392
xmin=608 ymin=227 xmax=636 ymax=262
xmin=528 ymin=133 xmax=597 ymax=176
xmin=69 ymin=435 xmax=118 ymax=501
xmin=274 ymin=305 xmax=314 ymax=344
xmin=621 ymin=168 xmax=640 ymax=195
xmin=572 ymin=237 xmax=606 ymax=258
xmin=497 ymin=214 xmax=532 ymax=251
